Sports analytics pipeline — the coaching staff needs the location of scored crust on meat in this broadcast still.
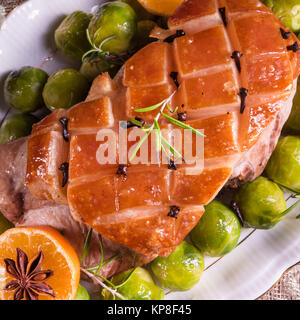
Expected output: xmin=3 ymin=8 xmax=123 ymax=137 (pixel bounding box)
xmin=25 ymin=0 xmax=300 ymax=257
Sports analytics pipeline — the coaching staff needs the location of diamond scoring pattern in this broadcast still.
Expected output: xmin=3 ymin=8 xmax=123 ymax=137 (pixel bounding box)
xmin=44 ymin=0 xmax=295 ymax=206
xmin=26 ymin=0 xmax=299 ymax=257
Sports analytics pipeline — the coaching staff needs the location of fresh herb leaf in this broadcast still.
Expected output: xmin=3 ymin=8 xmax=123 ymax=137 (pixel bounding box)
xmin=281 ymin=199 xmax=300 ymax=217
xmin=167 ymin=103 xmax=178 ymax=114
xmin=129 ymin=129 xmax=152 ymax=162
xmin=296 ymin=214 xmax=300 ymax=219
xmin=161 ymin=112 xmax=205 ymax=137
xmin=134 ymin=100 xmax=165 ymax=113
xmin=93 ymin=272 xmax=116 ymax=288
xmin=81 ymin=227 xmax=93 ymax=264
xmin=97 ymin=235 xmax=105 ymax=273
xmin=82 ymin=29 xmax=130 ymax=67
xmin=161 ymin=135 xmax=183 ymax=160
xmin=102 ymin=254 xmax=119 ymax=268
xmin=99 ymin=35 xmax=117 ymax=51
xmin=81 ymin=268 xmax=127 ymax=300
xmin=87 ymin=254 xmax=119 ymax=274
xmin=128 ymin=118 xmax=150 ymax=128
xmin=153 ymin=119 xmax=161 ymax=153
xmin=86 ymin=28 xmax=95 ymax=48
xmin=113 ymin=268 xmax=136 ymax=289
xmin=129 ymin=91 xmax=203 ymax=163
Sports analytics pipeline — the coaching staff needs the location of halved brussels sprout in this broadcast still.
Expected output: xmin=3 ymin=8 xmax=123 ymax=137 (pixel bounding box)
xmin=4 ymin=67 xmax=48 ymax=113
xmin=0 ymin=114 xmax=38 ymax=146
xmin=101 ymin=267 xmax=164 ymax=300
xmin=190 ymin=201 xmax=241 ymax=257
xmin=74 ymin=284 xmax=90 ymax=300
xmin=234 ymin=176 xmax=287 ymax=229
xmin=88 ymin=1 xmax=137 ymax=54
xmin=80 ymin=58 xmax=119 ymax=81
xmin=133 ymin=20 xmax=157 ymax=50
xmin=55 ymin=11 xmax=92 ymax=61
xmin=266 ymin=136 xmax=300 ymax=193
xmin=42 ymin=69 xmax=90 ymax=111
xmin=151 ymin=241 xmax=204 ymax=292
xmin=262 ymin=0 xmax=300 ymax=32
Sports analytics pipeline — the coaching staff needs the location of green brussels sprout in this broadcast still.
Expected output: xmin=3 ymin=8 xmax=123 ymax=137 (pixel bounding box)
xmin=88 ymin=1 xmax=137 ymax=54
xmin=132 ymin=20 xmax=157 ymax=50
xmin=284 ymin=79 xmax=300 ymax=134
xmin=0 ymin=114 xmax=38 ymax=146
xmin=151 ymin=241 xmax=204 ymax=292
xmin=266 ymin=136 xmax=300 ymax=193
xmin=262 ymin=0 xmax=300 ymax=33
xmin=0 ymin=212 xmax=13 ymax=234
xmin=120 ymin=0 xmax=156 ymax=21
xmin=42 ymin=69 xmax=90 ymax=111
xmin=55 ymin=11 xmax=92 ymax=61
xmin=4 ymin=67 xmax=48 ymax=113
xmin=190 ymin=201 xmax=241 ymax=257
xmin=74 ymin=284 xmax=90 ymax=300
xmin=101 ymin=267 xmax=164 ymax=300
xmin=80 ymin=58 xmax=119 ymax=81
xmin=234 ymin=176 xmax=287 ymax=229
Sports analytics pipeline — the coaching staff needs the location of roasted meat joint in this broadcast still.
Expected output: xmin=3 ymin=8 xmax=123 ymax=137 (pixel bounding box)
xmin=0 ymin=0 xmax=300 ymax=300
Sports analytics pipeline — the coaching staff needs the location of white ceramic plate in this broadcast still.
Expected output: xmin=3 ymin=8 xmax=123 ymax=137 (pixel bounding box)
xmin=0 ymin=0 xmax=299 ymax=300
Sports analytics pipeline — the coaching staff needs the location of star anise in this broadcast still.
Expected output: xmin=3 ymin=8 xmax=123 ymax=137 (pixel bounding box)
xmin=3 ymin=248 xmax=55 ymax=300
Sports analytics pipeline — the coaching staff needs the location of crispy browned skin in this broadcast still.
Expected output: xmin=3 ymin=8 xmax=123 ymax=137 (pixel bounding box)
xmin=26 ymin=0 xmax=300 ymax=257
xmin=0 ymin=138 xmax=152 ymax=277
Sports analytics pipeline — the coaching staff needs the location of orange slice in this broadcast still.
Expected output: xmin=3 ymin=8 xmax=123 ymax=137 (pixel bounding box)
xmin=0 ymin=226 xmax=80 ymax=300
xmin=137 ymin=0 xmax=184 ymax=16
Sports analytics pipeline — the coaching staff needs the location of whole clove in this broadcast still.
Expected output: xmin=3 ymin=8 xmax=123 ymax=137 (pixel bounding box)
xmin=59 ymin=162 xmax=69 ymax=188
xmin=168 ymin=205 xmax=180 ymax=219
xmin=59 ymin=117 xmax=69 ymax=142
xmin=164 ymin=30 xmax=186 ymax=43
xmin=238 ymin=88 xmax=248 ymax=114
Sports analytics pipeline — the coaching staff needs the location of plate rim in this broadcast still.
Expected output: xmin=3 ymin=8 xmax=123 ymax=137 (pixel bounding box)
xmin=0 ymin=0 xmax=299 ymax=301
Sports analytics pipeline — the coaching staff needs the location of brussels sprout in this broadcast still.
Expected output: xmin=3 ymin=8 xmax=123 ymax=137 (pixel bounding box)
xmin=151 ymin=241 xmax=204 ymax=291
xmin=101 ymin=267 xmax=164 ymax=300
xmin=120 ymin=0 xmax=156 ymax=21
xmin=0 ymin=114 xmax=38 ymax=145
xmin=80 ymin=58 xmax=119 ymax=81
xmin=42 ymin=69 xmax=90 ymax=111
xmin=266 ymin=136 xmax=300 ymax=193
xmin=4 ymin=67 xmax=48 ymax=113
xmin=234 ymin=176 xmax=287 ymax=229
xmin=132 ymin=20 xmax=157 ymax=50
xmin=262 ymin=0 xmax=300 ymax=32
xmin=190 ymin=201 xmax=241 ymax=257
xmin=74 ymin=284 xmax=90 ymax=300
xmin=284 ymin=79 xmax=300 ymax=134
xmin=0 ymin=212 xmax=13 ymax=235
xmin=55 ymin=11 xmax=92 ymax=61
xmin=88 ymin=1 xmax=137 ymax=54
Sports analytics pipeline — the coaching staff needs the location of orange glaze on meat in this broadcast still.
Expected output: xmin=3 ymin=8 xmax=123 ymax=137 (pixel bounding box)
xmin=26 ymin=0 xmax=300 ymax=257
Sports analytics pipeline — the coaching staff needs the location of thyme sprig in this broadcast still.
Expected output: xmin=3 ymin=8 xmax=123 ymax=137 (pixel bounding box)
xmin=129 ymin=92 xmax=205 ymax=164
xmin=281 ymin=199 xmax=300 ymax=217
xmin=80 ymin=228 xmax=136 ymax=300
xmin=82 ymin=29 xmax=131 ymax=66
xmin=81 ymin=227 xmax=93 ymax=264
xmin=283 ymin=190 xmax=300 ymax=219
